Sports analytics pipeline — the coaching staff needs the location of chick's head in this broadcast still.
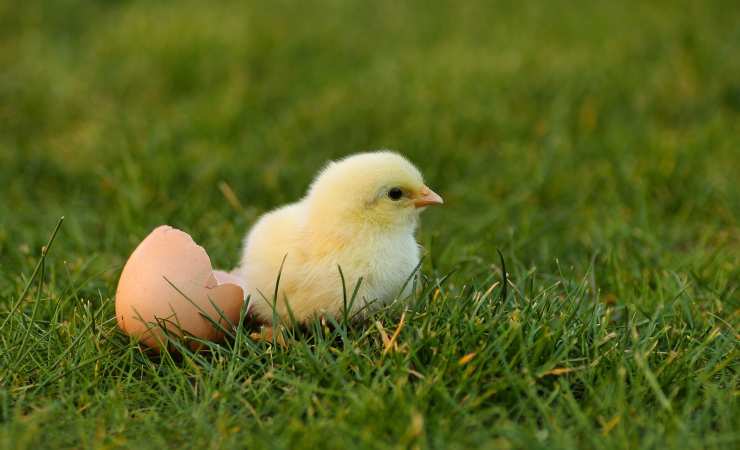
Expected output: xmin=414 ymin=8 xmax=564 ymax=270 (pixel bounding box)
xmin=306 ymin=151 xmax=443 ymax=230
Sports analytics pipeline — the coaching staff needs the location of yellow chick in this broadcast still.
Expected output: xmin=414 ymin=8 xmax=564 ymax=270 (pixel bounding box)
xmin=234 ymin=151 xmax=443 ymax=326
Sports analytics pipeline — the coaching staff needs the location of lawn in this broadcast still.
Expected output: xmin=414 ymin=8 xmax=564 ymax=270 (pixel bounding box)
xmin=1 ymin=0 xmax=738 ymax=449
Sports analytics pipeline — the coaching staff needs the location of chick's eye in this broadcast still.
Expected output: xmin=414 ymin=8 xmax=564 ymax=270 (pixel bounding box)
xmin=388 ymin=187 xmax=404 ymax=201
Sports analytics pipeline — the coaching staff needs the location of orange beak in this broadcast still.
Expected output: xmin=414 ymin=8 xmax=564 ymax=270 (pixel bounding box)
xmin=414 ymin=185 xmax=444 ymax=208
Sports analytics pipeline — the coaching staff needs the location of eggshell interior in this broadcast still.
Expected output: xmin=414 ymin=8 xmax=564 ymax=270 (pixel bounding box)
xmin=115 ymin=225 xmax=246 ymax=350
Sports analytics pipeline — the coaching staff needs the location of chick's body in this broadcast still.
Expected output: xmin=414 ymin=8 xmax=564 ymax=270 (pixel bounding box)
xmin=235 ymin=151 xmax=442 ymax=324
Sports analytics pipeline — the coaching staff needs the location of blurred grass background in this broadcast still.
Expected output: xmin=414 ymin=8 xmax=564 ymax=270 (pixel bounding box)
xmin=1 ymin=1 xmax=738 ymax=449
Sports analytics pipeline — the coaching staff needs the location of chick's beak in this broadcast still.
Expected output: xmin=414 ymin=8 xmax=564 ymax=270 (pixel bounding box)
xmin=414 ymin=186 xmax=444 ymax=208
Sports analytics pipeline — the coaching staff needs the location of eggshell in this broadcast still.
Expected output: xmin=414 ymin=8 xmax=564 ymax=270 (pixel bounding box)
xmin=115 ymin=225 xmax=246 ymax=350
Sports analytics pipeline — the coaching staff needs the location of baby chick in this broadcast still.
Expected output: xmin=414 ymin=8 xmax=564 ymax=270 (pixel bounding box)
xmin=234 ymin=151 xmax=443 ymax=326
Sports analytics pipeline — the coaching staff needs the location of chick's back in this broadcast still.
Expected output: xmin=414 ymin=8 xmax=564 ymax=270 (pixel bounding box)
xmin=238 ymin=202 xmax=309 ymax=316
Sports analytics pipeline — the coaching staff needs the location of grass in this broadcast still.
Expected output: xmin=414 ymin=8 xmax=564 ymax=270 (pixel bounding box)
xmin=1 ymin=0 xmax=738 ymax=448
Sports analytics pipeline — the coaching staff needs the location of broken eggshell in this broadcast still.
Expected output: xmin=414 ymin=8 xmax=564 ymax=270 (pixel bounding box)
xmin=115 ymin=225 xmax=247 ymax=350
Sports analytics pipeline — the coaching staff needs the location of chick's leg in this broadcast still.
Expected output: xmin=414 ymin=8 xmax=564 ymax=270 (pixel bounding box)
xmin=249 ymin=325 xmax=286 ymax=347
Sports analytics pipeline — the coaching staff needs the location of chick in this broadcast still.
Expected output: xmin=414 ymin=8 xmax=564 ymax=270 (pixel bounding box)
xmin=234 ymin=151 xmax=443 ymax=325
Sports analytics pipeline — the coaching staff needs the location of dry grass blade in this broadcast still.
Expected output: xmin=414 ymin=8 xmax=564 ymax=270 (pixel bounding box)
xmin=382 ymin=311 xmax=406 ymax=356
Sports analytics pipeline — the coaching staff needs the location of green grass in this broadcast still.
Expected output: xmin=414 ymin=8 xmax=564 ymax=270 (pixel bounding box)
xmin=1 ymin=0 xmax=739 ymax=448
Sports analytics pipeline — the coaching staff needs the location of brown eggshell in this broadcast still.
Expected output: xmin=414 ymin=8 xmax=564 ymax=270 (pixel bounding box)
xmin=115 ymin=225 xmax=246 ymax=350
